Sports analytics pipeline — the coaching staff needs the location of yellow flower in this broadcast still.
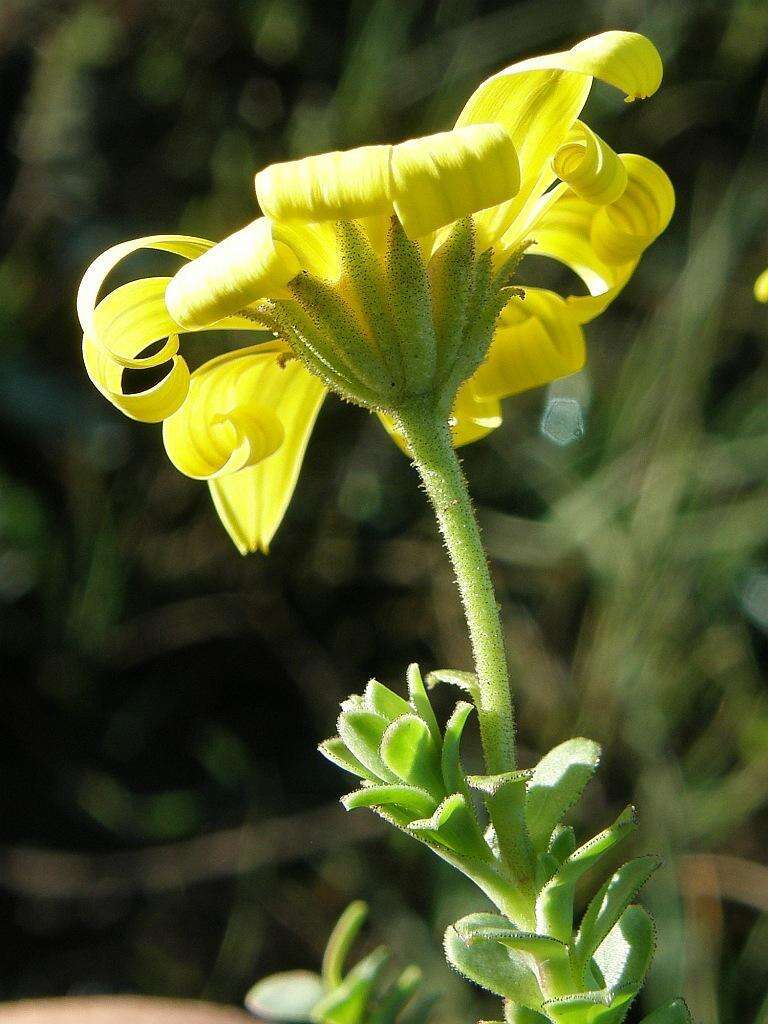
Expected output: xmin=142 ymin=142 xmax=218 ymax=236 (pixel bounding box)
xmin=756 ymin=268 xmax=768 ymax=303
xmin=78 ymin=30 xmax=674 ymax=554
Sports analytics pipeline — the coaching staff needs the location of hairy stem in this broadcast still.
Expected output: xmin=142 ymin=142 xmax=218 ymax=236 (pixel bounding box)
xmin=395 ymin=397 xmax=516 ymax=776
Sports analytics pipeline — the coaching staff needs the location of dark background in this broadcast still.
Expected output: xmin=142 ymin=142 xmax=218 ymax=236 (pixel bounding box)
xmin=1 ymin=1 xmax=768 ymax=1021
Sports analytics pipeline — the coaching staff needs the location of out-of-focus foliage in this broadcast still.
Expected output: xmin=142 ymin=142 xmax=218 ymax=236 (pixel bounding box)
xmin=0 ymin=1 xmax=767 ymax=1023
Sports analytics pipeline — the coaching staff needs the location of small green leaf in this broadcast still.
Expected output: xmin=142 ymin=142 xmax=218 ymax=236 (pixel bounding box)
xmin=381 ymin=714 xmax=444 ymax=795
xmin=441 ymin=701 xmax=474 ymax=795
xmin=407 ymin=664 xmax=442 ymax=744
xmin=426 ymin=668 xmax=479 ymax=701
xmin=469 ymin=772 xmax=535 ymax=882
xmin=312 ymin=947 xmax=389 ymax=1024
xmin=594 ymin=905 xmax=655 ymax=992
xmin=467 ymin=771 xmax=532 ymax=796
xmin=472 ymin=929 xmax=571 ymax=995
xmin=504 ymin=1007 xmax=550 ymax=1024
xmin=246 ymin=970 xmax=325 ymax=1022
xmin=471 ymin=928 xmax=567 ymax=963
xmin=572 ymin=856 xmax=661 ymax=982
xmin=409 ymin=793 xmax=489 ymax=860
xmin=638 ymin=999 xmax=692 ymax=1024
xmin=543 ymin=988 xmax=635 ymax=1024
xmin=322 ymin=901 xmax=368 ymax=989
xmin=338 ymin=710 xmax=397 ymax=783
xmin=526 ymin=739 xmax=601 ymax=852
xmin=557 ymin=807 xmax=637 ymax=886
xmin=444 ymin=920 xmax=541 ymax=1004
xmin=536 ymin=807 xmax=637 ymax=940
xmin=549 ymin=826 xmax=577 ymax=864
xmin=342 ymin=784 xmax=437 ymax=818
xmin=455 ymin=912 xmax=516 ymax=938
xmin=319 ymin=738 xmax=380 ymax=783
xmin=365 ymin=679 xmax=411 ymax=722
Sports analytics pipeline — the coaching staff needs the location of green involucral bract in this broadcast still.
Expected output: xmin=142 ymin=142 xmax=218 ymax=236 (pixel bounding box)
xmin=321 ymin=667 xmax=691 ymax=1024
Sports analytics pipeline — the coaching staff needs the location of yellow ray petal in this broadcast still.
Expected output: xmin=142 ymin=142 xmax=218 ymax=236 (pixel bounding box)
xmin=590 ymin=153 xmax=675 ymax=265
xmin=163 ymin=344 xmax=285 ymax=479
xmin=256 ymin=126 xmax=519 ymax=240
xmin=160 ymin=344 xmax=324 ymax=552
xmin=378 ymin=377 xmax=502 ymax=453
xmin=77 ymin=234 xmax=213 ymax=343
xmin=510 ymin=154 xmax=674 ymax=323
xmin=755 ymin=268 xmax=768 ymax=303
xmin=471 ymin=288 xmax=585 ymax=401
xmin=456 ymin=31 xmax=663 ymax=247
xmin=390 ymin=124 xmax=519 ymax=238
xmin=207 ymin=357 xmax=327 ymax=554
xmin=551 ymin=121 xmax=627 ymax=206
xmin=79 ymin=233 xmax=283 ymax=423
xmin=256 ymin=145 xmax=393 ymax=223
xmin=82 ymin=332 xmax=190 ymax=423
xmin=165 ymin=218 xmax=302 ymax=329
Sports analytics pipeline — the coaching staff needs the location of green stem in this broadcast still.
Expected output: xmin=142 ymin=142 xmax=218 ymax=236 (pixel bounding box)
xmin=395 ymin=397 xmax=516 ymax=776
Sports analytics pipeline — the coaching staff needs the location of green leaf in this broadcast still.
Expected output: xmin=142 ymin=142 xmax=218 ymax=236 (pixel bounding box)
xmin=441 ymin=701 xmax=474 ymax=795
xmin=536 ymin=807 xmax=638 ymax=941
xmin=319 ymin=738 xmax=379 ymax=783
xmin=543 ymin=988 xmax=635 ymax=1024
xmin=526 ymin=739 xmax=601 ymax=852
xmin=338 ymin=710 xmax=397 ymax=783
xmin=426 ymin=667 xmax=479 ymax=702
xmin=504 ymin=1007 xmax=550 ymax=1024
xmin=368 ymin=964 xmax=422 ymax=1024
xmin=381 ymin=714 xmax=444 ymax=795
xmin=408 ymin=793 xmax=489 ymax=860
xmin=549 ymin=826 xmax=577 ymax=864
xmin=321 ymin=901 xmax=368 ymax=989
xmin=556 ymin=807 xmax=637 ymax=886
xmin=312 ymin=947 xmax=389 ymax=1024
xmin=246 ymin=970 xmax=325 ymax=1022
xmin=471 ymin=928 xmax=571 ymax=994
xmin=638 ymin=999 xmax=692 ymax=1024
xmin=594 ymin=905 xmax=655 ymax=992
xmin=572 ymin=856 xmax=660 ymax=982
xmin=444 ymin=919 xmax=541 ymax=1004
xmin=365 ymin=679 xmax=411 ymax=722
xmin=342 ymin=784 xmax=437 ymax=818
xmin=469 ymin=772 xmax=535 ymax=882
xmin=467 ymin=771 xmax=532 ymax=796
xmin=407 ymin=663 xmax=442 ymax=744
xmin=471 ymin=928 xmax=567 ymax=963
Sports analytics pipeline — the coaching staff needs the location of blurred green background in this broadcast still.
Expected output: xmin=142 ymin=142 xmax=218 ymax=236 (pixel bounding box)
xmin=1 ymin=0 xmax=768 ymax=1021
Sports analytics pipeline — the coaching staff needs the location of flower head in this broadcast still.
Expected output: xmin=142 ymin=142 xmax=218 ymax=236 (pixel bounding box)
xmin=78 ymin=30 xmax=673 ymax=553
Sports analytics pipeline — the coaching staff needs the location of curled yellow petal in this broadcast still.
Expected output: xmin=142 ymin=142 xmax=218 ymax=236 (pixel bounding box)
xmin=456 ymin=31 xmax=663 ymax=247
xmin=516 ymin=154 xmax=673 ymax=323
xmin=471 ymin=288 xmax=585 ymax=401
xmin=90 ymin=277 xmax=181 ymax=369
xmin=390 ymin=124 xmax=520 ymax=238
xmin=754 ymin=268 xmax=768 ymax=303
xmin=590 ymin=154 xmax=674 ymax=265
xmin=82 ymin=332 xmax=190 ymax=423
xmin=162 ymin=345 xmax=291 ymax=480
xmin=552 ymin=121 xmax=627 ymax=206
xmin=77 ymin=235 xmax=213 ymax=344
xmin=205 ymin=352 xmax=326 ymax=554
xmin=254 ymin=126 xmax=519 ymax=240
xmin=165 ymin=218 xmax=302 ymax=329
xmin=256 ymin=145 xmax=393 ymax=223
